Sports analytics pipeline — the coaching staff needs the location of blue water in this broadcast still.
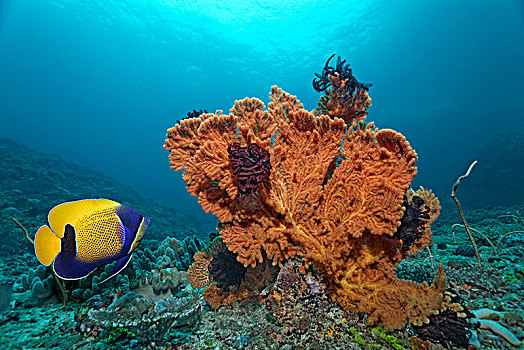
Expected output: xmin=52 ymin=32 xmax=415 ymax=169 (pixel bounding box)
xmin=1 ymin=0 xmax=523 ymax=223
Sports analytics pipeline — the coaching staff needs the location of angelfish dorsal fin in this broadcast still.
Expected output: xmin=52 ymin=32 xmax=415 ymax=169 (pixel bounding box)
xmin=48 ymin=199 xmax=120 ymax=238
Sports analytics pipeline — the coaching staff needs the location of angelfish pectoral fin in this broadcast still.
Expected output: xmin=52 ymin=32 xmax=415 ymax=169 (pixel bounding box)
xmin=99 ymin=254 xmax=134 ymax=284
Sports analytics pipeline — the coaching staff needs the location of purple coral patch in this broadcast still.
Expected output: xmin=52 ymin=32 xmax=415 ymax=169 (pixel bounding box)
xmin=228 ymin=143 xmax=271 ymax=194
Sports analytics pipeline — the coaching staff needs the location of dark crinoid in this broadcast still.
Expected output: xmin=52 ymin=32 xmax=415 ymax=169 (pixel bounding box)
xmin=313 ymin=54 xmax=372 ymax=95
xmin=413 ymin=294 xmax=477 ymax=349
xmin=186 ymin=109 xmax=208 ymax=119
xmin=209 ymin=231 xmax=220 ymax=241
xmin=176 ymin=109 xmax=209 ymax=124
xmin=413 ymin=309 xmax=472 ymax=348
xmin=393 ymin=195 xmax=430 ymax=253
xmin=208 ymin=249 xmax=247 ymax=291
xmin=228 ymin=143 xmax=271 ymax=194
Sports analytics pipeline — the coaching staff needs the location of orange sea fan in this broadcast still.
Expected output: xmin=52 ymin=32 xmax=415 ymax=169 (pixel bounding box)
xmin=164 ymin=114 xmax=210 ymax=171
xmin=268 ymin=85 xmax=304 ymax=121
xmin=220 ymin=222 xmax=265 ymax=268
xmin=230 ymin=97 xmax=265 ymax=118
xmin=220 ymin=217 xmax=301 ymax=268
xmin=316 ymin=74 xmax=372 ymax=125
xmin=164 ymin=98 xmax=279 ymax=225
xmin=231 ymin=97 xmax=276 ymax=148
xmin=164 ymin=85 xmax=445 ymax=331
xmin=320 ymin=123 xmax=418 ymax=240
xmin=332 ymin=238 xmax=446 ymax=331
xmin=165 ymin=113 xmax=239 ymax=222
xmin=268 ymin=110 xmax=347 ymax=222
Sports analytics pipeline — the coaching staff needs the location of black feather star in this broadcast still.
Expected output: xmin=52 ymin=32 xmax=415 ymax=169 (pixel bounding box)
xmin=312 ymin=54 xmax=371 ymax=95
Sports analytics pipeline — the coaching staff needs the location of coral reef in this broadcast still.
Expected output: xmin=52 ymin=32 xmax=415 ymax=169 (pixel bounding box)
xmin=15 ymin=235 xmax=204 ymax=307
xmin=396 ymin=263 xmax=434 ymax=284
xmin=0 ymin=283 xmax=12 ymax=314
xmin=472 ymin=313 xmax=522 ymax=347
xmin=1 ymin=57 xmax=522 ymax=350
xmin=455 ymin=244 xmax=477 ymax=257
xmin=164 ymin=79 xmax=445 ymax=331
xmin=75 ymin=289 xmax=203 ymax=346
xmin=506 ymin=232 xmax=524 ymax=247
xmin=264 ymin=259 xmax=329 ymax=335
xmin=444 ymin=264 xmax=510 ymax=299
xmin=132 ymin=235 xmax=205 ymax=274
xmin=20 ymin=265 xmax=56 ymax=302
xmin=180 ymin=292 xmax=415 ymax=350
xmin=397 ymin=202 xmax=524 ymax=349
xmin=3 ymin=234 xmax=207 ymax=349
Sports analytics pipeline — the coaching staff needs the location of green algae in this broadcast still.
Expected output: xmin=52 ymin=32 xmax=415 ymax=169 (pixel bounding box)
xmin=371 ymin=326 xmax=404 ymax=350
xmin=105 ymin=327 xmax=136 ymax=344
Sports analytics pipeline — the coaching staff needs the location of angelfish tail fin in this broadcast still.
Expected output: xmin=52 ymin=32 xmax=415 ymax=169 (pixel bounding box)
xmin=34 ymin=225 xmax=61 ymax=266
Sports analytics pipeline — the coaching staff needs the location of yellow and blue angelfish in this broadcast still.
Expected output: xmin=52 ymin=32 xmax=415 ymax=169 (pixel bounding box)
xmin=34 ymin=199 xmax=150 ymax=282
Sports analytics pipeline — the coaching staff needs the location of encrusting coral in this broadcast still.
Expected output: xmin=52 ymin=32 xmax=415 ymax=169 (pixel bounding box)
xmin=187 ymin=236 xmax=278 ymax=309
xmin=75 ymin=289 xmax=203 ymax=346
xmin=164 ymin=58 xmax=446 ymax=331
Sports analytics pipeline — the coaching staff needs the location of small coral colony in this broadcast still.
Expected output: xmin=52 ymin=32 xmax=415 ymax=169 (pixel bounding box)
xmin=31 ymin=55 xmax=520 ymax=348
